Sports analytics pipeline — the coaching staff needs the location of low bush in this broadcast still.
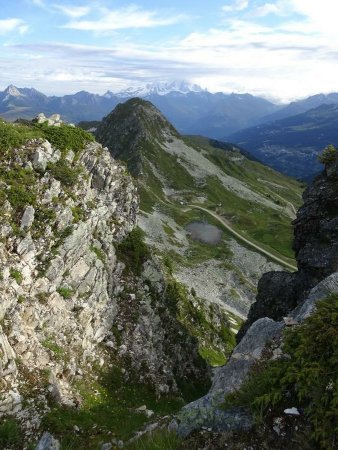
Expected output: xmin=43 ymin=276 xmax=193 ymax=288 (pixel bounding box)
xmin=36 ymin=122 xmax=94 ymax=156
xmin=116 ymin=227 xmax=150 ymax=275
xmin=318 ymin=144 xmax=337 ymax=165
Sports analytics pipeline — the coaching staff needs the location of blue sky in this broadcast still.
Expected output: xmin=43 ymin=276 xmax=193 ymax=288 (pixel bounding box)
xmin=1 ymin=0 xmax=338 ymax=101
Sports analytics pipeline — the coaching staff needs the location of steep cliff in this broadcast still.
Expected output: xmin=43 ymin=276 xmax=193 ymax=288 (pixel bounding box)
xmin=237 ymin=151 xmax=338 ymax=340
xmin=0 ymin=119 xmax=210 ymax=448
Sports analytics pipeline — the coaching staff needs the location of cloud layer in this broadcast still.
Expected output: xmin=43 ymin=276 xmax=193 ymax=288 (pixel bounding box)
xmin=1 ymin=0 xmax=338 ymax=100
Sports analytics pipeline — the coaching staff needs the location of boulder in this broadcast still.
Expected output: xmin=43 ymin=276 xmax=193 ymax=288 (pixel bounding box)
xmin=20 ymin=206 xmax=35 ymax=229
xmin=35 ymin=432 xmax=60 ymax=450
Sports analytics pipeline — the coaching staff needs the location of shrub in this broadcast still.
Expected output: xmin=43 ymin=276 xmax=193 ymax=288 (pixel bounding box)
xmin=318 ymin=144 xmax=337 ymax=164
xmin=116 ymin=227 xmax=150 ymax=275
xmin=48 ymin=159 xmax=82 ymax=187
xmin=10 ymin=268 xmax=23 ymax=284
xmin=223 ymin=295 xmax=338 ymax=449
xmin=42 ymin=338 xmax=65 ymax=361
xmin=36 ymin=123 xmax=94 ymax=156
xmin=0 ymin=419 xmax=23 ymax=447
xmin=0 ymin=121 xmax=42 ymax=152
xmin=127 ymin=429 xmax=182 ymax=450
xmin=90 ymin=245 xmax=106 ymax=263
xmin=57 ymin=286 xmax=73 ymax=299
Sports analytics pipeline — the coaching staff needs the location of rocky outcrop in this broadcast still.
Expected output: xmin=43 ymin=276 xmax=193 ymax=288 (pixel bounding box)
xmin=293 ymin=154 xmax=338 ymax=281
xmin=0 ymin=123 xmax=209 ymax=442
xmin=237 ymin=154 xmax=338 ymax=340
xmin=0 ymin=136 xmax=138 ymax=427
xmin=174 ymin=270 xmax=338 ymax=437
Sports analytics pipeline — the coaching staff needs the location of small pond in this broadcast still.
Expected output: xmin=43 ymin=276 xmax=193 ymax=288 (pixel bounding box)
xmin=185 ymin=221 xmax=222 ymax=245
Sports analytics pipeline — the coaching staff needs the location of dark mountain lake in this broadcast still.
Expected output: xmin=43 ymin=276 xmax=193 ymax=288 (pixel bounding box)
xmin=185 ymin=221 xmax=222 ymax=245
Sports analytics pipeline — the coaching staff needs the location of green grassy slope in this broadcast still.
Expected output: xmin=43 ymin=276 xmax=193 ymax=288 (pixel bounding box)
xmin=135 ymin=132 xmax=303 ymax=264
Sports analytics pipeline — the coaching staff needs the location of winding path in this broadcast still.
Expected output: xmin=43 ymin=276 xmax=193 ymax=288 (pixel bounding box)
xmin=186 ymin=205 xmax=298 ymax=272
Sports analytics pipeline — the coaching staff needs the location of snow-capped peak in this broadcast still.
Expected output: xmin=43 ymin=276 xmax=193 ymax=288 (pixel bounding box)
xmin=108 ymin=80 xmax=206 ymax=98
xmin=4 ymin=85 xmax=24 ymax=98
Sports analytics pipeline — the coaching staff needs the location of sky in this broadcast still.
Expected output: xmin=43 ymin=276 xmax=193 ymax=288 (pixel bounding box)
xmin=0 ymin=0 xmax=338 ymax=101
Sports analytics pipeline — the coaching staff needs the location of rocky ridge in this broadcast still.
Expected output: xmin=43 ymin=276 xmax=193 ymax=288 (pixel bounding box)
xmin=0 ymin=118 xmax=210 ymax=445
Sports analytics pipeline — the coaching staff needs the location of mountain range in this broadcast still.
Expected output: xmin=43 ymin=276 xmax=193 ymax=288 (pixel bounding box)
xmin=228 ymin=103 xmax=338 ymax=180
xmin=0 ymin=82 xmax=281 ymax=137
xmin=2 ymin=82 xmax=338 ymax=180
xmin=0 ymin=96 xmax=336 ymax=449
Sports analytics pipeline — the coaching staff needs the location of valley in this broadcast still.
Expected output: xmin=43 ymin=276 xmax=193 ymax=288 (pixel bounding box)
xmin=95 ymin=98 xmax=303 ymax=324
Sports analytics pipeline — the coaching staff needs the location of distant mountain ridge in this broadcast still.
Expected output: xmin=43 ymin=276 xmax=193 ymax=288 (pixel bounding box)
xmin=0 ymin=82 xmax=279 ymax=136
xmin=2 ymin=83 xmax=338 ymax=144
xmin=228 ymin=103 xmax=338 ymax=180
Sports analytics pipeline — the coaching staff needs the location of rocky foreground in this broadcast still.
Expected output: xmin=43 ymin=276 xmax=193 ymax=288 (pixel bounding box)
xmin=0 ymin=119 xmax=210 ymax=448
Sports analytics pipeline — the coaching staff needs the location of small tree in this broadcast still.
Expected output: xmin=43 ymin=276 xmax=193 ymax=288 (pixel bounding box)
xmin=318 ymin=144 xmax=337 ymax=164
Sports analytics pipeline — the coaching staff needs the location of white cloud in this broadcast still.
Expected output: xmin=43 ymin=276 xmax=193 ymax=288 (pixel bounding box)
xmin=0 ymin=19 xmax=28 ymax=35
xmin=30 ymin=0 xmax=45 ymax=6
xmin=63 ymin=5 xmax=186 ymax=32
xmin=253 ymin=2 xmax=283 ymax=17
xmin=222 ymin=0 xmax=249 ymax=13
xmin=4 ymin=0 xmax=338 ymax=101
xmin=53 ymin=4 xmax=91 ymax=18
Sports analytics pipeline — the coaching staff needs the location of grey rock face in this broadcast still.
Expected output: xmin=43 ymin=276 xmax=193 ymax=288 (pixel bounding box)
xmin=35 ymin=432 xmax=60 ymax=450
xmin=236 ymin=271 xmax=307 ymax=341
xmin=293 ymin=160 xmax=338 ymax=282
xmin=175 ymin=318 xmax=283 ymax=437
xmin=20 ymin=205 xmax=35 ymax=229
xmin=292 ymin=271 xmax=338 ymax=321
xmin=238 ymin=162 xmax=338 ymax=340
xmin=0 ymin=138 xmax=138 ymax=430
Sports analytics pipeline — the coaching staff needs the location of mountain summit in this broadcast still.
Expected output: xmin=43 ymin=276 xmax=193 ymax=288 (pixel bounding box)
xmin=96 ymin=98 xmax=179 ymax=175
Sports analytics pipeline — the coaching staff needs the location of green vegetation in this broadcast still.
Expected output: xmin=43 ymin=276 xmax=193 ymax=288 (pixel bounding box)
xmin=0 ymin=120 xmax=42 ymax=150
xmin=136 ymin=133 xmax=302 ymax=264
xmin=48 ymin=159 xmax=83 ymax=187
xmin=36 ymin=122 xmax=94 ymax=156
xmin=116 ymin=227 xmax=150 ymax=275
xmin=223 ymin=295 xmax=338 ymax=449
xmin=126 ymin=429 xmax=182 ymax=450
xmin=0 ymin=419 xmax=23 ymax=448
xmin=318 ymin=144 xmax=337 ymax=164
xmin=10 ymin=268 xmax=23 ymax=284
xmin=204 ymin=175 xmax=295 ymax=261
xmin=41 ymin=338 xmax=65 ymax=361
xmin=0 ymin=120 xmax=93 ymax=226
xmin=90 ymin=245 xmax=106 ymax=263
xmin=165 ymin=280 xmax=236 ymax=366
xmin=42 ymin=365 xmax=186 ymax=449
xmin=71 ymin=205 xmax=86 ymax=223
xmin=57 ymin=286 xmax=73 ymax=299
xmin=1 ymin=165 xmax=37 ymax=215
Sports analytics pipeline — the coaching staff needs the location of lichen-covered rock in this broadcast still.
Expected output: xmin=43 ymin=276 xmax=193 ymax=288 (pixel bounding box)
xmin=0 ymin=136 xmax=139 ymax=428
xmin=20 ymin=206 xmax=35 ymax=229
